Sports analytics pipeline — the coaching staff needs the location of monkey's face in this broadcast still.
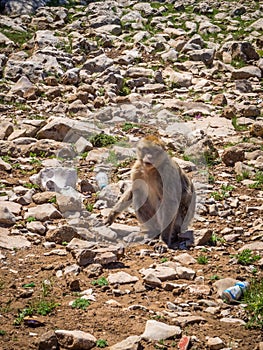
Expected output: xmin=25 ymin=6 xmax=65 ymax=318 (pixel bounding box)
xmin=137 ymin=142 xmax=166 ymax=169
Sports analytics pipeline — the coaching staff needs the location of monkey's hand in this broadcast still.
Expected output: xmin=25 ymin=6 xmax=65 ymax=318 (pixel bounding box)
xmin=104 ymin=210 xmax=117 ymax=226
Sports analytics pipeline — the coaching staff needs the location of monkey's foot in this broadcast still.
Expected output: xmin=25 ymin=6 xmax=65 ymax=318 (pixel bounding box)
xmin=153 ymin=242 xmax=168 ymax=254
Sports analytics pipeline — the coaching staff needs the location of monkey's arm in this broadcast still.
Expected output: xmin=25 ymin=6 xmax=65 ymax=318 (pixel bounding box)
xmin=105 ymin=188 xmax=133 ymax=225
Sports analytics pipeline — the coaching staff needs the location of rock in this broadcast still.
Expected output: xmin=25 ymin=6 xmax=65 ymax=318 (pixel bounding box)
xmin=222 ymin=146 xmax=245 ymax=166
xmin=38 ymin=330 xmax=59 ymax=350
xmin=173 ymin=253 xmax=196 ymax=265
xmin=176 ymin=266 xmax=196 ymax=280
xmin=207 ymin=337 xmax=225 ymax=350
xmin=140 ymin=265 xmax=177 ymax=282
xmin=108 ymin=271 xmax=139 ymax=285
xmin=109 ymin=336 xmax=142 ymax=350
xmin=26 ymin=221 xmax=46 ymax=235
xmin=141 ymin=320 xmax=181 ymax=341
xmin=24 ymin=204 xmax=62 ymax=221
xmin=31 ymin=167 xmax=78 ymax=192
xmin=46 ymin=226 xmax=79 ymax=244
xmin=238 ymin=241 xmax=263 ymax=252
xmin=0 ymin=206 xmax=16 ymax=225
xmin=0 ymin=157 xmax=12 ymax=171
xmin=220 ymin=318 xmax=246 ymax=325
xmin=0 ymin=227 xmax=31 ymax=250
xmin=55 ymin=330 xmax=96 ymax=350
xmin=178 ymin=335 xmax=191 ymax=350
xmin=231 ymin=66 xmax=262 ymax=80
xmin=36 ymin=118 xmax=99 ymax=142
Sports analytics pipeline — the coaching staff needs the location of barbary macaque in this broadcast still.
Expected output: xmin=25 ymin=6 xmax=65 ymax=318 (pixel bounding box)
xmin=106 ymin=135 xmax=196 ymax=248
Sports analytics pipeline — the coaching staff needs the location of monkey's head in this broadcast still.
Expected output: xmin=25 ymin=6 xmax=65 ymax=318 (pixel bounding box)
xmin=137 ymin=135 xmax=167 ymax=169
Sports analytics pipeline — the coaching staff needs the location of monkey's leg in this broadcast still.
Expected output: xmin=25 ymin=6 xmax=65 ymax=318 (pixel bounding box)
xmin=105 ymin=188 xmax=133 ymax=225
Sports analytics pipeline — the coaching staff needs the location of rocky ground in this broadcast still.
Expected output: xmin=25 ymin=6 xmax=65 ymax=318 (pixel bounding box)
xmin=0 ymin=0 xmax=263 ymax=349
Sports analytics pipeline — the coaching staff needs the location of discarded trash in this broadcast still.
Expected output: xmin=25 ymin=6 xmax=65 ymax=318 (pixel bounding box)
xmin=222 ymin=281 xmax=249 ymax=303
xmin=96 ymin=172 xmax=108 ymax=189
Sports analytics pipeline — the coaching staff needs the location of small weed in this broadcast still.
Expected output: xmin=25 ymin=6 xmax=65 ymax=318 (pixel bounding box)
xmin=48 ymin=196 xmax=57 ymax=204
xmin=106 ymin=150 xmax=118 ymax=166
xmin=121 ymin=122 xmax=139 ymax=132
xmin=197 ymin=255 xmax=208 ymax=265
xmin=208 ymin=173 xmax=215 ymax=184
xmin=42 ymin=280 xmax=52 ymax=298
xmin=210 ymin=233 xmax=225 ymax=245
xmin=62 ymin=241 xmax=68 ymax=246
xmin=71 ymin=298 xmax=90 ymax=310
xmin=160 ymin=258 xmax=168 ymax=263
xmin=96 ymin=339 xmax=108 ymax=348
xmin=26 ymin=216 xmax=36 ymax=223
xmin=90 ymin=133 xmax=118 ymax=147
xmin=80 ymin=152 xmax=88 ymax=159
xmin=236 ymin=171 xmax=250 ymax=182
xmin=232 ymin=116 xmax=248 ymax=132
xmin=24 ymin=183 xmax=39 ymax=189
xmin=22 ymin=282 xmax=35 ymax=288
xmin=243 ymin=279 xmax=263 ymax=329
xmin=235 ymin=249 xmax=261 ymax=266
xmin=86 ymin=203 xmax=94 ymax=212
xmin=249 ymin=171 xmax=263 ymax=190
xmin=14 ymin=307 xmax=34 ymax=326
xmin=211 ymin=184 xmax=234 ymax=201
xmin=0 ymin=330 xmax=6 ymax=336
xmin=91 ymin=277 xmax=108 ymax=287
xmin=36 ymin=300 xmax=59 ymax=316
xmin=210 ymin=275 xmax=220 ymax=281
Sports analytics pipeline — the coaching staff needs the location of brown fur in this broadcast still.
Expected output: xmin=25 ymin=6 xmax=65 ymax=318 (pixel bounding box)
xmin=106 ymin=136 xmax=196 ymax=247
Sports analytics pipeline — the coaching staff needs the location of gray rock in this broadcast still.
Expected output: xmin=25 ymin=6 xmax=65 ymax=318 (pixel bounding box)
xmin=207 ymin=337 xmax=225 ymax=350
xmin=231 ymin=66 xmax=262 ymax=80
xmin=140 ymin=265 xmax=177 ymax=281
xmin=176 ymin=266 xmax=196 ymax=280
xmin=188 ymin=49 xmax=215 ymax=66
xmin=109 ymin=335 xmax=142 ymax=350
xmin=55 ymin=330 xmax=96 ymax=350
xmin=31 ymin=167 xmax=78 ymax=192
xmin=26 ymin=221 xmax=46 ymax=235
xmin=108 ymin=271 xmax=139 ymax=285
xmin=24 ymin=204 xmax=62 ymax=221
xmin=0 ymin=227 xmax=31 ymax=250
xmin=38 ymin=330 xmax=59 ymax=350
xmin=0 ymin=206 xmax=16 ymax=225
xmin=0 ymin=158 xmax=12 ymax=171
xmin=141 ymin=320 xmax=181 ymax=341
xmin=46 ymin=225 xmax=79 ymax=244
xmin=238 ymin=241 xmax=263 ymax=252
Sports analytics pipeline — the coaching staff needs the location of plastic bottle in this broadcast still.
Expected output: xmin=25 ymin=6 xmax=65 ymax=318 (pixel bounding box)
xmin=95 ymin=172 xmax=108 ymax=189
xmin=222 ymin=281 xmax=249 ymax=303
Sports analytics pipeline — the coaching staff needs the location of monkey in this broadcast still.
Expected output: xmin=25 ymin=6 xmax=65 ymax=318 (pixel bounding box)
xmin=106 ymin=135 xmax=196 ymax=248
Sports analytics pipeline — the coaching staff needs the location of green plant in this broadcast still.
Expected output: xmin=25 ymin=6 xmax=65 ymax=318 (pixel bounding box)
xmin=197 ymin=255 xmax=208 ymax=265
xmin=71 ymin=298 xmax=90 ymax=310
xmin=211 ymin=184 xmax=234 ymax=201
xmin=36 ymin=300 xmax=59 ymax=316
xmin=86 ymin=203 xmax=94 ymax=212
xmin=26 ymin=216 xmax=36 ymax=223
xmin=160 ymin=258 xmax=168 ymax=263
xmin=91 ymin=277 xmax=108 ymax=287
xmin=48 ymin=196 xmax=57 ymax=204
xmin=22 ymin=282 xmax=35 ymax=288
xmin=210 ymin=275 xmax=220 ymax=281
xmin=96 ymin=339 xmax=108 ymax=348
xmin=42 ymin=280 xmax=53 ymax=298
xmin=121 ymin=122 xmax=139 ymax=132
xmin=0 ymin=330 xmax=6 ymax=336
xmin=249 ymin=171 xmax=263 ymax=190
xmin=80 ymin=152 xmax=88 ymax=159
xmin=243 ymin=279 xmax=263 ymax=329
xmin=210 ymin=233 xmax=225 ymax=245
xmin=235 ymin=249 xmax=261 ymax=266
xmin=236 ymin=170 xmax=250 ymax=182
xmin=231 ymin=116 xmax=248 ymax=132
xmin=106 ymin=150 xmax=118 ymax=166
xmin=24 ymin=183 xmax=39 ymax=189
xmin=90 ymin=133 xmax=118 ymax=147
xmin=14 ymin=307 xmax=34 ymax=326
